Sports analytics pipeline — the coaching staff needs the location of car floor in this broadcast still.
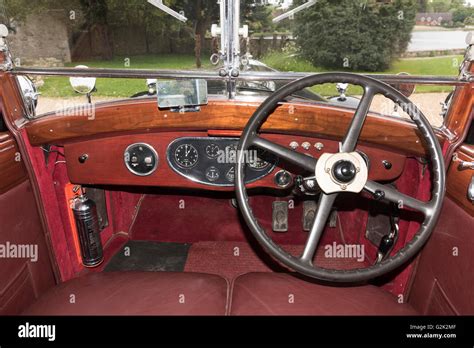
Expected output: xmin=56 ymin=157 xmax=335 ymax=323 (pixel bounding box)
xmin=104 ymin=239 xmax=367 ymax=283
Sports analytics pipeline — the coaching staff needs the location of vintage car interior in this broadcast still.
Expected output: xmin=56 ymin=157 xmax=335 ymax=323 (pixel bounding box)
xmin=1 ymin=4 xmax=474 ymax=317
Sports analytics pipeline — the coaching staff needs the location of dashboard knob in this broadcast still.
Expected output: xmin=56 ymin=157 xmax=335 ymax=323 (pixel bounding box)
xmin=289 ymin=141 xmax=299 ymax=150
xmin=275 ymin=170 xmax=293 ymax=188
xmin=78 ymin=154 xmax=89 ymax=164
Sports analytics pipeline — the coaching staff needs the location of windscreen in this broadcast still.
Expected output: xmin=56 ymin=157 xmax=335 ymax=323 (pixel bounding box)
xmin=0 ymin=0 xmax=469 ymax=126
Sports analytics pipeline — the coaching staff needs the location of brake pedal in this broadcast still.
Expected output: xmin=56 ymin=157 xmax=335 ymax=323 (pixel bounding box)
xmin=272 ymin=201 xmax=288 ymax=232
xmin=329 ymin=210 xmax=338 ymax=228
xmin=302 ymin=201 xmax=317 ymax=231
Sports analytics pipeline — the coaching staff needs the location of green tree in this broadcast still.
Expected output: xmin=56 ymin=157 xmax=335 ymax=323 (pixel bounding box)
xmin=79 ymin=0 xmax=113 ymax=59
xmin=1 ymin=0 xmax=79 ymax=26
xmin=177 ymin=0 xmax=219 ymax=68
xmin=293 ymin=0 xmax=417 ymax=72
xmin=430 ymin=0 xmax=451 ymax=12
xmin=242 ymin=2 xmax=275 ymax=34
xmin=418 ymin=0 xmax=430 ymax=12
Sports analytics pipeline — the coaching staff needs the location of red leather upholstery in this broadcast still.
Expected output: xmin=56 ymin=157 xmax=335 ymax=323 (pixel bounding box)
xmin=230 ymin=273 xmax=417 ymax=315
xmin=24 ymin=272 xmax=228 ymax=316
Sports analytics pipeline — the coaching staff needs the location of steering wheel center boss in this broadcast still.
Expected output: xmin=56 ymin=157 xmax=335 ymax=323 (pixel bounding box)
xmin=315 ymin=152 xmax=368 ymax=194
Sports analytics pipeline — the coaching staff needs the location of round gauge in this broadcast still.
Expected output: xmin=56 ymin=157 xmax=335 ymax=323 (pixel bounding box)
xmin=226 ymin=167 xmax=236 ymax=182
xmin=205 ymin=166 xmax=220 ymax=182
xmin=174 ymin=144 xmax=199 ymax=169
xmin=248 ymin=148 xmax=270 ymax=171
xmin=206 ymin=143 xmax=221 ymax=159
xmin=124 ymin=143 xmax=158 ymax=176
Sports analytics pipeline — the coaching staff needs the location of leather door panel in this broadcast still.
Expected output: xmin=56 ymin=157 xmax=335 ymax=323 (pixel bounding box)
xmin=408 ymin=145 xmax=474 ymax=315
xmin=0 ymin=131 xmax=55 ymax=314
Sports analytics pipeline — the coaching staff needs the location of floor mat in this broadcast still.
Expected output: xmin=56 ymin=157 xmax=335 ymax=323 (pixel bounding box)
xmin=105 ymin=241 xmax=190 ymax=272
xmin=184 ymin=241 xmax=366 ymax=281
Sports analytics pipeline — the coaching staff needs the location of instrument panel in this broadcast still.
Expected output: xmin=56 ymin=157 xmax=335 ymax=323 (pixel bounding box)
xmin=64 ymin=132 xmax=406 ymax=191
xmin=167 ymin=137 xmax=277 ymax=186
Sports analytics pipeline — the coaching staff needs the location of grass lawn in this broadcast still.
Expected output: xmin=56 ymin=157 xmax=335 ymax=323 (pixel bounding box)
xmin=39 ymin=54 xmax=212 ymax=98
xmin=262 ymin=52 xmax=461 ymax=95
xmin=38 ymin=53 xmax=460 ymax=98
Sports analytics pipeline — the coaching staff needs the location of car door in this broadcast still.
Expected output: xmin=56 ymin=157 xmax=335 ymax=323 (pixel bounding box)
xmin=408 ymin=121 xmax=474 ymax=315
xmin=0 ymin=122 xmax=55 ymax=314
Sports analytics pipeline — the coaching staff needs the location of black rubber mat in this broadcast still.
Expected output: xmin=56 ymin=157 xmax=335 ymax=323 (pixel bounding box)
xmin=104 ymin=241 xmax=191 ymax=272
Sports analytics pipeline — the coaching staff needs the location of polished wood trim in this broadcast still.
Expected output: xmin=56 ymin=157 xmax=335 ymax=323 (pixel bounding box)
xmin=0 ymin=132 xmax=28 ymax=194
xmin=64 ymin=131 xmax=406 ymax=191
xmin=444 ymin=83 xmax=474 ymax=140
xmin=447 ymin=144 xmax=474 ymax=216
xmin=0 ymin=73 xmax=29 ymax=128
xmin=25 ymin=98 xmax=439 ymax=156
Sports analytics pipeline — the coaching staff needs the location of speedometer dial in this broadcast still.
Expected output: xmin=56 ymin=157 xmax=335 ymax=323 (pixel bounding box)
xmin=175 ymin=144 xmax=199 ymax=169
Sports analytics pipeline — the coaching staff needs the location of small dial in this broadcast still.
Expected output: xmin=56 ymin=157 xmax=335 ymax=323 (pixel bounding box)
xmin=205 ymin=166 xmax=220 ymax=182
xmin=226 ymin=167 xmax=235 ymax=182
xmin=175 ymin=144 xmax=199 ymax=169
xmin=248 ymin=148 xmax=270 ymax=171
xmin=206 ymin=143 xmax=221 ymax=159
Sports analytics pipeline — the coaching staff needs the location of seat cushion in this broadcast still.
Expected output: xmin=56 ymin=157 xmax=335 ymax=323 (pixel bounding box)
xmin=230 ymin=273 xmax=417 ymax=315
xmin=24 ymin=272 xmax=228 ymax=315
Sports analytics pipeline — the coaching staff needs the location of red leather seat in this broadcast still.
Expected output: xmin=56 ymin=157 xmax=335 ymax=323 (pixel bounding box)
xmin=25 ymin=272 xmax=228 ymax=316
xmin=230 ymin=273 xmax=417 ymax=315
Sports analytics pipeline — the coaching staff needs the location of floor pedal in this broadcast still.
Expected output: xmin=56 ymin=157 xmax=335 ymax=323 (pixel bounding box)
xmin=272 ymin=201 xmax=289 ymax=232
xmin=329 ymin=210 xmax=338 ymax=228
xmin=303 ymin=201 xmax=317 ymax=231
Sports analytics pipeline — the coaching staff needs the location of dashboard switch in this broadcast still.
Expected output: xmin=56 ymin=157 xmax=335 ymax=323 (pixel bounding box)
xmin=289 ymin=141 xmax=299 ymax=150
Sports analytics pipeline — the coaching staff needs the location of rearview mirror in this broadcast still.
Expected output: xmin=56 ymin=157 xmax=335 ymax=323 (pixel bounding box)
xmin=157 ymin=79 xmax=208 ymax=110
xmin=389 ymin=72 xmax=416 ymax=98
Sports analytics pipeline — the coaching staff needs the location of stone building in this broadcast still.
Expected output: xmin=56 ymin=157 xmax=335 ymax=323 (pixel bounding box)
xmin=7 ymin=10 xmax=71 ymax=66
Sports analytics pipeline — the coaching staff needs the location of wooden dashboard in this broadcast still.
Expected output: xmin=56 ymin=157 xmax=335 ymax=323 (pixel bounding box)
xmin=65 ymin=131 xmax=406 ymax=191
xmin=24 ymin=98 xmax=437 ymax=157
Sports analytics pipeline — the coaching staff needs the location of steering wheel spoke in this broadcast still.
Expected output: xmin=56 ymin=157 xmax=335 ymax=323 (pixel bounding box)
xmin=341 ymin=87 xmax=376 ymax=153
xmin=251 ymin=136 xmax=317 ymax=172
xmin=364 ymin=180 xmax=433 ymax=217
xmin=300 ymin=193 xmax=338 ymax=264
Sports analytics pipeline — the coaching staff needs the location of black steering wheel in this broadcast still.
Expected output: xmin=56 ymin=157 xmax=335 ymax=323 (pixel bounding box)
xmin=235 ymin=72 xmax=445 ymax=283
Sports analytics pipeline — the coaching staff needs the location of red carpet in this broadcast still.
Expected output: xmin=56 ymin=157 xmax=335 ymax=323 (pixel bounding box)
xmin=184 ymin=241 xmax=367 ymax=281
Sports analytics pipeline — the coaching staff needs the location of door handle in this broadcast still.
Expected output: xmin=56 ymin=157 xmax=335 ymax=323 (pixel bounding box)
xmin=459 ymin=161 xmax=474 ymax=170
xmin=453 ymin=153 xmax=474 ymax=170
xmin=469 ymin=175 xmax=474 ymax=203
